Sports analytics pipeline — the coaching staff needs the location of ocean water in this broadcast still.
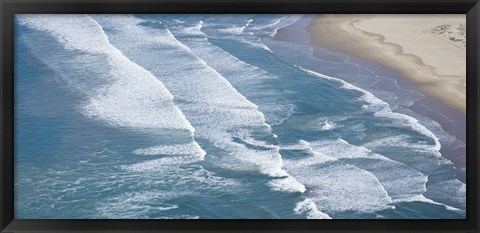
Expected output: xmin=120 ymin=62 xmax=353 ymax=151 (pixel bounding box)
xmin=14 ymin=14 xmax=466 ymax=219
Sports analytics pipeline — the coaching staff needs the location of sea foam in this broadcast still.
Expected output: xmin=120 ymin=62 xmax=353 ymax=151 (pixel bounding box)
xmin=92 ymin=14 xmax=305 ymax=193
xmin=298 ymin=66 xmax=442 ymax=153
xmin=282 ymin=140 xmax=394 ymax=214
xmin=16 ymin=14 xmax=195 ymax=133
xmin=164 ymin=18 xmax=295 ymax=125
xmin=294 ymin=199 xmax=332 ymax=219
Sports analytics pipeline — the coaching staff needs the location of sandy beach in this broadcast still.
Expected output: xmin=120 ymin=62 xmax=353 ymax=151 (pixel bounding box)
xmin=308 ymin=14 xmax=466 ymax=113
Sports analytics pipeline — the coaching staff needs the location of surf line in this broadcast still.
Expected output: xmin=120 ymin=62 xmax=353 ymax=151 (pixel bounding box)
xmin=17 ymin=14 xmax=207 ymax=162
xmin=90 ymin=14 xmax=308 ymax=194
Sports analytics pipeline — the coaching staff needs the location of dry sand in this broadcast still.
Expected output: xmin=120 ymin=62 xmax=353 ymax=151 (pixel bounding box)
xmin=308 ymin=14 xmax=466 ymax=113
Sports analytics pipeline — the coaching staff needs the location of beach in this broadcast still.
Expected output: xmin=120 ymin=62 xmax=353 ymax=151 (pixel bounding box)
xmin=287 ymin=14 xmax=467 ymax=168
xmin=308 ymin=14 xmax=466 ymax=114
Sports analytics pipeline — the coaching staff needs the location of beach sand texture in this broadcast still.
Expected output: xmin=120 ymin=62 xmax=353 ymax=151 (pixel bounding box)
xmin=308 ymin=14 xmax=466 ymax=113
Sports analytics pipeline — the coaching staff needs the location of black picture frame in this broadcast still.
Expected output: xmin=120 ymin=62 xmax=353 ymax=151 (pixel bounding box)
xmin=1 ymin=0 xmax=479 ymax=232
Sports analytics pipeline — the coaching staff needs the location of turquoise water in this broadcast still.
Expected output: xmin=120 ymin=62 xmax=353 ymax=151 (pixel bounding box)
xmin=14 ymin=14 xmax=465 ymax=219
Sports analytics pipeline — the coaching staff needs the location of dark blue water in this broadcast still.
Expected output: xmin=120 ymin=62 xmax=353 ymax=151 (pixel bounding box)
xmin=14 ymin=14 xmax=465 ymax=219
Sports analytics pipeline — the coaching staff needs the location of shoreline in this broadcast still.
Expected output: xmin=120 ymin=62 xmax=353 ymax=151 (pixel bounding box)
xmin=306 ymin=14 xmax=466 ymax=114
xmin=272 ymin=15 xmax=466 ymax=169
